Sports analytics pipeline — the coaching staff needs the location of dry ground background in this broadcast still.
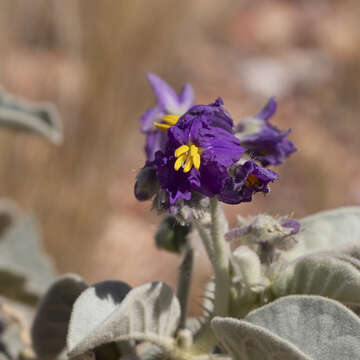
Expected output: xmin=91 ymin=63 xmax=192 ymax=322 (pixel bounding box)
xmin=0 ymin=0 xmax=359 ymax=313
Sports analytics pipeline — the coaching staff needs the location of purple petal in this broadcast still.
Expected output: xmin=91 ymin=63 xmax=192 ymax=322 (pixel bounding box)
xmin=154 ymin=153 xmax=193 ymax=205
xmin=200 ymin=134 xmax=244 ymax=168
xmin=281 ymin=219 xmax=301 ymax=235
xmin=180 ymin=98 xmax=234 ymax=134
xmin=256 ymin=97 xmax=277 ymax=121
xmin=240 ymin=124 xmax=296 ymax=166
xmin=147 ymin=73 xmax=179 ymax=113
xmin=140 ymin=104 xmax=164 ymax=132
xmin=213 ymin=98 xmax=224 ymax=106
xmin=168 ymin=125 xmax=189 ymax=148
xmin=178 ymin=84 xmax=195 ymax=110
xmin=197 ymin=160 xmax=229 ymax=197
xmin=145 ymin=131 xmax=167 ymax=161
xmin=218 ymin=178 xmax=252 ymax=204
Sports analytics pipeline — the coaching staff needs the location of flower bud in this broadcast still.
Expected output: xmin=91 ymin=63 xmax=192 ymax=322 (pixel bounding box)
xmin=134 ymin=166 xmax=159 ymax=201
xmin=155 ymin=216 xmax=191 ymax=254
xmin=232 ymin=245 xmax=262 ymax=286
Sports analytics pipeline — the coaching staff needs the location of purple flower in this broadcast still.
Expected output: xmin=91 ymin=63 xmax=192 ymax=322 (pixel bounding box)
xmin=152 ymin=100 xmax=245 ymax=205
xmin=140 ymin=73 xmax=194 ymax=161
xmin=218 ymin=160 xmax=278 ymax=204
xmin=235 ymin=98 xmax=296 ymax=166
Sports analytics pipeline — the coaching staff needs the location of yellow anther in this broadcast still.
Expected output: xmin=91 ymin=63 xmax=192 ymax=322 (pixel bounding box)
xmin=192 ymin=154 xmax=201 ymax=170
xmin=174 ymin=154 xmax=187 ymax=171
xmin=155 ymin=123 xmax=171 ymax=132
xmin=175 ymin=145 xmax=190 ymax=158
xmin=162 ymin=114 xmax=180 ymax=125
xmin=245 ymin=173 xmax=261 ymax=188
xmin=190 ymin=145 xmax=200 ymax=170
xmin=154 ymin=114 xmax=180 ymax=132
xmin=174 ymin=143 xmax=201 ymax=172
xmin=189 ymin=145 xmax=197 ymax=156
xmin=183 ymin=157 xmax=193 ymax=173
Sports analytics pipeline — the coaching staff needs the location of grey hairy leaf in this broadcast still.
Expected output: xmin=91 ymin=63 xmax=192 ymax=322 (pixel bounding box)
xmin=273 ymin=253 xmax=360 ymax=306
xmin=67 ymin=280 xmax=132 ymax=354
xmin=338 ymin=242 xmax=360 ymax=262
xmin=212 ymin=317 xmax=310 ymax=360
xmin=0 ymin=215 xmax=57 ymax=303
xmin=31 ymin=274 xmax=88 ymax=359
xmin=0 ymin=86 xmax=63 ymax=144
xmin=288 ymin=207 xmax=360 ymax=260
xmin=68 ymin=281 xmax=180 ymax=358
xmin=244 ymin=295 xmax=360 ymax=360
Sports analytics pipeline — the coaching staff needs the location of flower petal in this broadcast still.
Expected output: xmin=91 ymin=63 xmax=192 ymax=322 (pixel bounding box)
xmin=140 ymin=105 xmax=164 ymax=132
xmin=178 ymin=84 xmax=195 ymax=110
xmin=147 ymin=73 xmax=179 ymax=112
xmin=144 ymin=131 xmax=167 ymax=161
xmin=256 ymin=97 xmax=277 ymax=121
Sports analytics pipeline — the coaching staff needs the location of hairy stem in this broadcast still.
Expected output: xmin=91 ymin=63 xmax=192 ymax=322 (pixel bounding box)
xmin=176 ymin=246 xmax=194 ymax=331
xmin=192 ymin=217 xmax=215 ymax=267
xmin=191 ymin=198 xmax=230 ymax=353
xmin=209 ymin=197 xmax=230 ymax=317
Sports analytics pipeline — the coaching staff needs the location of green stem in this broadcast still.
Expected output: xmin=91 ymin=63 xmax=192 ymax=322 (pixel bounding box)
xmin=209 ymin=197 xmax=230 ymax=317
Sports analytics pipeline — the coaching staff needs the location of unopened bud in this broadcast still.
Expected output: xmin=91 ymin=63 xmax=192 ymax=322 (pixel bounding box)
xmin=232 ymin=245 xmax=262 ymax=286
xmin=134 ymin=166 xmax=159 ymax=201
xmin=155 ymin=216 xmax=191 ymax=254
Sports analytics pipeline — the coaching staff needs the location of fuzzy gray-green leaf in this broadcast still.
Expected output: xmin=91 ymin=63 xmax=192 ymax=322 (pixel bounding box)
xmin=0 ymin=86 xmax=63 ymax=144
xmin=0 ymin=215 xmax=57 ymax=302
xmin=68 ymin=281 xmax=180 ymax=357
xmin=212 ymin=317 xmax=310 ymax=360
xmin=338 ymin=242 xmax=360 ymax=262
xmin=31 ymin=274 xmax=88 ymax=359
xmin=288 ymin=207 xmax=360 ymax=260
xmin=273 ymin=253 xmax=360 ymax=306
xmin=245 ymin=295 xmax=360 ymax=360
xmin=67 ymin=280 xmax=131 ymax=354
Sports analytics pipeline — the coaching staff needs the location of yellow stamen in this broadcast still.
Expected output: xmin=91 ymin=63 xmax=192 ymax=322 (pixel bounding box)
xmin=155 ymin=123 xmax=171 ymax=132
xmin=174 ymin=143 xmax=201 ymax=172
xmin=154 ymin=114 xmax=180 ymax=132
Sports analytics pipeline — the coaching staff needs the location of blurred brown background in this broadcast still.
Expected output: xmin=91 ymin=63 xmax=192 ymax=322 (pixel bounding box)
xmin=0 ymin=0 xmax=359 ymax=311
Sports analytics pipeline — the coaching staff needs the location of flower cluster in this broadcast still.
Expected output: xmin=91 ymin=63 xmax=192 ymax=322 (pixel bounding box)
xmin=135 ymin=74 xmax=295 ymax=213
